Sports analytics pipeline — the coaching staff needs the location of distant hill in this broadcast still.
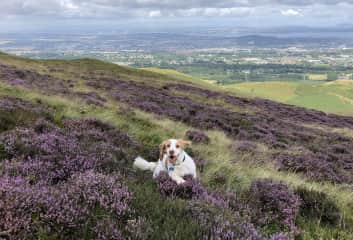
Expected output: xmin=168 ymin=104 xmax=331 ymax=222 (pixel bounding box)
xmin=1 ymin=52 xmax=352 ymax=239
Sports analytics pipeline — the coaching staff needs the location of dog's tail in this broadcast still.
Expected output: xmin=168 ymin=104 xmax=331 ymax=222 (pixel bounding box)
xmin=133 ymin=156 xmax=158 ymax=172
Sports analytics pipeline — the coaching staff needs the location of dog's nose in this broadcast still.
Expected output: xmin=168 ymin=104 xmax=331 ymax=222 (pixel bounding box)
xmin=169 ymin=150 xmax=174 ymax=155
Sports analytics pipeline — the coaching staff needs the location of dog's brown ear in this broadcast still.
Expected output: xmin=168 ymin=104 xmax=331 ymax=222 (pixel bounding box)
xmin=178 ymin=139 xmax=192 ymax=149
xmin=159 ymin=140 xmax=169 ymax=160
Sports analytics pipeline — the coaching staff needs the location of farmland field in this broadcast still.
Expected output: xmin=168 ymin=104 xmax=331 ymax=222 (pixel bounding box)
xmin=224 ymin=80 xmax=353 ymax=115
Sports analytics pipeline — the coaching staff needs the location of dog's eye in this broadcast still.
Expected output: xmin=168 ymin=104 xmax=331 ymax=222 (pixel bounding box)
xmin=167 ymin=144 xmax=170 ymax=148
xmin=176 ymin=145 xmax=180 ymax=148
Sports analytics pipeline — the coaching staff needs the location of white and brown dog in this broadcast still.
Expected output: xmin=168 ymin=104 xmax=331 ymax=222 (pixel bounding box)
xmin=133 ymin=139 xmax=196 ymax=184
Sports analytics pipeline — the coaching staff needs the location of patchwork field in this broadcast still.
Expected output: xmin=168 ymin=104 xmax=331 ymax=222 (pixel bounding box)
xmin=1 ymin=52 xmax=353 ymax=239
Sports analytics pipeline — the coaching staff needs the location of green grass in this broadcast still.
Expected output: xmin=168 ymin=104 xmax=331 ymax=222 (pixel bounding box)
xmin=225 ymin=80 xmax=353 ymax=115
xmin=225 ymin=81 xmax=299 ymax=102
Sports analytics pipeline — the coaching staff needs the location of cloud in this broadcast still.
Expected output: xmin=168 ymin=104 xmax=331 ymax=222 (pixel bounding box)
xmin=1 ymin=0 xmax=353 ymax=27
xmin=281 ymin=9 xmax=300 ymax=16
xmin=177 ymin=7 xmax=252 ymax=17
xmin=148 ymin=10 xmax=162 ymax=18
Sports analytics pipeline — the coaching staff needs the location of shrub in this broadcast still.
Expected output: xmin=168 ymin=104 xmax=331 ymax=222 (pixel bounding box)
xmin=295 ymin=187 xmax=341 ymax=226
xmin=270 ymin=232 xmax=290 ymax=240
xmin=185 ymin=130 xmax=210 ymax=144
xmin=276 ymin=152 xmax=341 ymax=183
xmin=248 ymin=179 xmax=301 ymax=235
xmin=156 ymin=172 xmax=206 ymax=200
xmin=232 ymin=140 xmax=257 ymax=152
xmin=186 ymin=201 xmax=264 ymax=240
xmin=0 ymin=171 xmax=131 ymax=239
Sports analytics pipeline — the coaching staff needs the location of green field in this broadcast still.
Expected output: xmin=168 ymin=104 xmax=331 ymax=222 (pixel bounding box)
xmin=225 ymin=80 xmax=353 ymax=115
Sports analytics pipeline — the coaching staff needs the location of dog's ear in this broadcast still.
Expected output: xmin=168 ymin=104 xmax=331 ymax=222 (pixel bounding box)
xmin=177 ymin=139 xmax=192 ymax=149
xmin=159 ymin=140 xmax=169 ymax=160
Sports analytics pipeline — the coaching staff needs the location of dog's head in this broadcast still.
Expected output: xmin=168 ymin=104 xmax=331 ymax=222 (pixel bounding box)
xmin=159 ymin=139 xmax=191 ymax=164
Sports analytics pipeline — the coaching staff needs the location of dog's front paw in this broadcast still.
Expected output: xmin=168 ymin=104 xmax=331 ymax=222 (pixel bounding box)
xmin=176 ymin=178 xmax=186 ymax=185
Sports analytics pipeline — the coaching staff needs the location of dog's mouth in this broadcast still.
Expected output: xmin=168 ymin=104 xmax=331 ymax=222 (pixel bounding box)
xmin=168 ymin=155 xmax=178 ymax=164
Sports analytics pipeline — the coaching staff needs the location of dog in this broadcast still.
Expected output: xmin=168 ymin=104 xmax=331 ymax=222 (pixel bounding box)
xmin=133 ymin=139 xmax=196 ymax=184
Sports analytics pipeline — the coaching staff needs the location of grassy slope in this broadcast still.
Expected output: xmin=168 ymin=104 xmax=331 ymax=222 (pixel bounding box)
xmin=226 ymin=81 xmax=353 ymax=115
xmin=143 ymin=67 xmax=353 ymax=116
xmin=0 ymin=52 xmax=353 ymax=239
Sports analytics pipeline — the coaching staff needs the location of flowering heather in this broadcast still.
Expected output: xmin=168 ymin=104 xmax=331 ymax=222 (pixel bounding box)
xmin=0 ymin=96 xmax=51 ymax=114
xmin=232 ymin=140 xmax=258 ymax=152
xmin=0 ymin=98 xmax=143 ymax=239
xmin=270 ymin=233 xmax=290 ymax=240
xmin=156 ymin=172 xmax=265 ymax=239
xmin=156 ymin=172 xmax=207 ymax=200
xmin=186 ymin=201 xmax=265 ymax=240
xmin=249 ymin=179 xmax=301 ymax=235
xmin=0 ymin=64 xmax=70 ymax=94
xmin=276 ymin=152 xmax=342 ymax=183
xmin=75 ymin=91 xmax=107 ymax=106
xmin=185 ymin=130 xmax=210 ymax=144
xmin=155 ymin=173 xmax=295 ymax=239
xmin=0 ymin=171 xmax=130 ymax=239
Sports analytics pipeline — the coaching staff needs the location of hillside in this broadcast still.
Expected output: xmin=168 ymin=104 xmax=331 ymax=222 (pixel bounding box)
xmin=0 ymin=52 xmax=353 ymax=240
xmin=225 ymin=81 xmax=353 ymax=116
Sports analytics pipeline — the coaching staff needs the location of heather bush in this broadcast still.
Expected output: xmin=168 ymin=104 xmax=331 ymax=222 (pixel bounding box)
xmin=248 ymin=179 xmax=301 ymax=236
xmin=295 ymin=187 xmax=341 ymax=226
xmin=232 ymin=140 xmax=257 ymax=152
xmin=270 ymin=232 xmax=290 ymax=240
xmin=0 ymin=64 xmax=71 ymax=94
xmin=187 ymin=201 xmax=265 ymax=240
xmin=276 ymin=152 xmax=341 ymax=183
xmin=0 ymin=118 xmax=141 ymax=183
xmin=185 ymin=130 xmax=210 ymax=143
xmin=0 ymin=98 xmax=51 ymax=133
xmin=0 ymin=171 xmax=131 ymax=239
xmin=75 ymin=91 xmax=107 ymax=106
xmin=0 ymin=101 xmax=144 ymax=239
xmin=0 ymin=143 xmax=6 ymax=161
xmin=125 ymin=217 xmax=153 ymax=240
xmin=154 ymin=173 xmax=297 ymax=239
xmin=156 ymin=172 xmax=206 ymax=200
xmin=209 ymin=168 xmax=229 ymax=188
xmin=194 ymin=157 xmax=207 ymax=173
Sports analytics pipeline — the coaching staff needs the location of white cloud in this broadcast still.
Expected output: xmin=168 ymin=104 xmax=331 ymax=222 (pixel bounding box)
xmin=148 ymin=10 xmax=162 ymax=17
xmin=178 ymin=7 xmax=252 ymax=17
xmin=60 ymin=0 xmax=78 ymax=10
xmin=1 ymin=0 xmax=353 ymax=27
xmin=280 ymin=9 xmax=300 ymax=16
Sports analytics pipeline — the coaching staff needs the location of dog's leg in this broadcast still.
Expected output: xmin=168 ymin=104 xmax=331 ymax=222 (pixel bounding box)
xmin=169 ymin=172 xmax=186 ymax=185
xmin=153 ymin=161 xmax=164 ymax=178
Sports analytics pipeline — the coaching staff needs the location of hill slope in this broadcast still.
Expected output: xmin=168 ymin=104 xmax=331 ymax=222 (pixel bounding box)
xmin=225 ymin=81 xmax=353 ymax=115
xmin=0 ymin=52 xmax=353 ymax=239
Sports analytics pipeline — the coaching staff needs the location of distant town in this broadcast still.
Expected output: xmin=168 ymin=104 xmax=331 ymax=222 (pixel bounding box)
xmin=1 ymin=32 xmax=353 ymax=83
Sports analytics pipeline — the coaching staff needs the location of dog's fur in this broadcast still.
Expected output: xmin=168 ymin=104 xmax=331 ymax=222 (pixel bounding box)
xmin=133 ymin=139 xmax=196 ymax=184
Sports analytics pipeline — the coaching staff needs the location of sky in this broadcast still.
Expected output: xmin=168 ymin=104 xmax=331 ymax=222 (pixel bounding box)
xmin=1 ymin=0 xmax=353 ymax=33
